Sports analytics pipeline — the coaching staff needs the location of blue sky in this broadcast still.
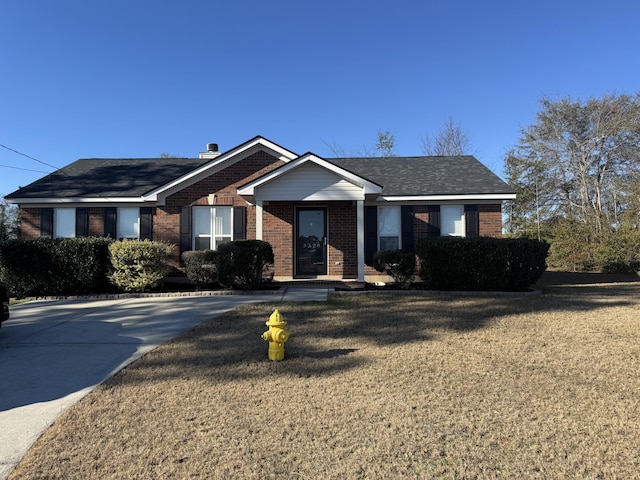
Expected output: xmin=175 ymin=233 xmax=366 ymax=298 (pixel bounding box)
xmin=1 ymin=1 xmax=638 ymax=196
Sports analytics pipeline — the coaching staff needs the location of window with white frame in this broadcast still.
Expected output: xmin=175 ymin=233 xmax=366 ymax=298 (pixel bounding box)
xmin=378 ymin=206 xmax=401 ymax=251
xmin=118 ymin=207 xmax=140 ymax=240
xmin=441 ymin=205 xmax=465 ymax=236
xmin=193 ymin=206 xmax=233 ymax=250
xmin=54 ymin=208 xmax=76 ymax=238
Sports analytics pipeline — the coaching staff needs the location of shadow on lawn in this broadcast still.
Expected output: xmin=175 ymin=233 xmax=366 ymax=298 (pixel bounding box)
xmin=107 ymin=276 xmax=640 ymax=385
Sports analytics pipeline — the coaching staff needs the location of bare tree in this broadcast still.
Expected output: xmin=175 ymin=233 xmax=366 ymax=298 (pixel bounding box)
xmin=0 ymin=198 xmax=19 ymax=240
xmin=509 ymin=94 xmax=640 ymax=234
xmin=421 ymin=116 xmax=471 ymax=156
xmin=321 ymin=131 xmax=394 ymax=158
xmin=375 ymin=129 xmax=397 ymax=157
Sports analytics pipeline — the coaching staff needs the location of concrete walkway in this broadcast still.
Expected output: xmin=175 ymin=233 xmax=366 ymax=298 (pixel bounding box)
xmin=0 ymin=287 xmax=329 ymax=479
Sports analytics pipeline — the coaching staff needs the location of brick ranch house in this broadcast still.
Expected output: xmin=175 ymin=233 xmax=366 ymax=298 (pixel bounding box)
xmin=6 ymin=136 xmax=516 ymax=283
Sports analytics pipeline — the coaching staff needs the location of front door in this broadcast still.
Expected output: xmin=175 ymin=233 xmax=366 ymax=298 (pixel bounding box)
xmin=296 ymin=208 xmax=327 ymax=276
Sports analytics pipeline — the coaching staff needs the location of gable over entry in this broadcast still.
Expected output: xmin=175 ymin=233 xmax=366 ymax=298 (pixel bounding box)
xmin=237 ymin=153 xmax=383 ymax=281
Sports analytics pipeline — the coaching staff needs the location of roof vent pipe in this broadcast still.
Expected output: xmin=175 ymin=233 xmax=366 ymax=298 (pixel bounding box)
xmin=200 ymin=142 xmax=222 ymax=159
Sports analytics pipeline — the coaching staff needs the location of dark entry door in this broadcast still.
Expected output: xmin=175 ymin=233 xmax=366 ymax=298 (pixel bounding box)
xmin=296 ymin=208 xmax=327 ymax=276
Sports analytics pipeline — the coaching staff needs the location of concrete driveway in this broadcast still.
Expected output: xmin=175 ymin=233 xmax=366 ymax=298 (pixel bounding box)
xmin=0 ymin=287 xmax=328 ymax=479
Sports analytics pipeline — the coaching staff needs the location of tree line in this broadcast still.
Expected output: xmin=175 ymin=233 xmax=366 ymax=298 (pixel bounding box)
xmin=504 ymin=93 xmax=640 ymax=272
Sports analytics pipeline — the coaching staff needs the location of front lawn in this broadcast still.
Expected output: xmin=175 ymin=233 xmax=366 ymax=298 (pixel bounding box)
xmin=11 ymin=274 xmax=640 ymax=479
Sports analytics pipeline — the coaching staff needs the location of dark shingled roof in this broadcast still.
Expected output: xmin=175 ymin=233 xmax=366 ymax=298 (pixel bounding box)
xmin=6 ymin=157 xmax=210 ymax=198
xmin=6 ymin=153 xmax=513 ymax=200
xmin=326 ymin=156 xmax=514 ymax=196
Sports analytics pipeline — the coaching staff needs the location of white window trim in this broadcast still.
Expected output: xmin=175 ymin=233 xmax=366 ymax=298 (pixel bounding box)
xmin=193 ymin=206 xmax=233 ymax=250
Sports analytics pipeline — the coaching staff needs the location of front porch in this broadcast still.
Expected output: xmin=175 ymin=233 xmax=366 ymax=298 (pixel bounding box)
xmin=261 ymin=200 xmax=362 ymax=281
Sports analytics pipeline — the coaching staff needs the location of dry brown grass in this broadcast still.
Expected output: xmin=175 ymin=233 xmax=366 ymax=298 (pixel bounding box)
xmin=11 ymin=273 xmax=640 ymax=479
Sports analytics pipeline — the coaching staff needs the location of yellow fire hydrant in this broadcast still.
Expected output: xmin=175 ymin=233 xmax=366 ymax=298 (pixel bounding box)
xmin=261 ymin=309 xmax=290 ymax=361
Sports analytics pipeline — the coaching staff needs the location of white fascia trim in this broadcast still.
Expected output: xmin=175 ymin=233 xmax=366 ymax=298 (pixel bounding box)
xmin=238 ymin=153 xmax=383 ymax=196
xmin=143 ymin=137 xmax=298 ymax=202
xmin=378 ymin=193 xmax=517 ymax=202
xmin=7 ymin=197 xmax=147 ymax=204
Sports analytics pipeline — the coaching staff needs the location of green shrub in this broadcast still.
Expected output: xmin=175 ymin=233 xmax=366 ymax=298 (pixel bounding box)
xmin=416 ymin=237 xmax=549 ymax=291
xmin=216 ymin=240 xmax=274 ymax=290
xmin=373 ymin=250 xmax=416 ymax=289
xmin=108 ymin=240 xmax=174 ymax=292
xmin=182 ymin=250 xmax=218 ymax=288
xmin=546 ymin=221 xmax=640 ymax=273
xmin=0 ymin=237 xmax=113 ymax=298
xmin=546 ymin=220 xmax=595 ymax=271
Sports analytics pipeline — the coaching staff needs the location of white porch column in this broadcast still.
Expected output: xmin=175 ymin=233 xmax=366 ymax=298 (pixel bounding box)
xmin=357 ymin=199 xmax=365 ymax=282
xmin=255 ymin=199 xmax=263 ymax=240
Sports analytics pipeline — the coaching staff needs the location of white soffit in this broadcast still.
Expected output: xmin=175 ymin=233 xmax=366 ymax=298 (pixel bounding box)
xmin=378 ymin=193 xmax=517 ymax=202
xmin=5 ymin=197 xmax=147 ymax=205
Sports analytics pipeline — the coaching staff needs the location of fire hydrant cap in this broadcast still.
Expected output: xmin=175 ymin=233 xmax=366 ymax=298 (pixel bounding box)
xmin=266 ymin=309 xmax=287 ymax=327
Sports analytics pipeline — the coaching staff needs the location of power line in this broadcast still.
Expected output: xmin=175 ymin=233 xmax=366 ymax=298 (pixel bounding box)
xmin=0 ymin=163 xmax=50 ymax=173
xmin=0 ymin=142 xmax=117 ymax=204
xmin=0 ymin=143 xmax=59 ymax=171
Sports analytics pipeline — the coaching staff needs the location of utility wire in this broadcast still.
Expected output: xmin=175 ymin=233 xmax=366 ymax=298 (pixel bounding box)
xmin=0 ymin=143 xmax=60 ymax=171
xmin=0 ymin=163 xmax=50 ymax=173
xmin=0 ymin=142 xmax=120 ymax=204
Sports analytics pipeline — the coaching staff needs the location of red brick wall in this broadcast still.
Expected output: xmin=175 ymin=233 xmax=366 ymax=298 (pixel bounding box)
xmin=263 ymin=202 xmax=294 ymax=276
xmin=414 ymin=205 xmax=430 ymax=243
xmin=478 ymin=204 xmax=502 ymax=237
xmin=165 ymin=151 xmax=284 ymax=209
xmin=88 ymin=207 xmax=104 ymax=237
xmin=19 ymin=208 xmax=40 ymax=240
xmin=327 ymin=202 xmax=358 ymax=278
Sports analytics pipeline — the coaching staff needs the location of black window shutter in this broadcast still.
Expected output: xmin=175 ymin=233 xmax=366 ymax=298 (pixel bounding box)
xmin=75 ymin=208 xmax=89 ymax=237
xmin=364 ymin=206 xmax=378 ymax=266
xmin=233 ymin=206 xmax=246 ymax=240
xmin=179 ymin=206 xmax=192 ymax=254
xmin=40 ymin=208 xmax=53 ymax=238
xmin=401 ymin=205 xmax=414 ymax=252
xmin=104 ymin=207 xmax=117 ymax=238
xmin=465 ymin=204 xmax=479 ymax=237
xmin=427 ymin=205 xmax=441 ymax=237
xmin=140 ymin=207 xmax=153 ymax=240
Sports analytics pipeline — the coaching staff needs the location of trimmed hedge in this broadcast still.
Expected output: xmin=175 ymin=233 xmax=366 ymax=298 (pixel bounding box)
xmin=217 ymin=240 xmax=274 ymax=290
xmin=373 ymin=250 xmax=416 ymax=289
xmin=108 ymin=240 xmax=174 ymax=293
xmin=416 ymin=237 xmax=549 ymax=291
xmin=182 ymin=250 xmax=218 ymax=288
xmin=0 ymin=237 xmax=113 ymax=298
